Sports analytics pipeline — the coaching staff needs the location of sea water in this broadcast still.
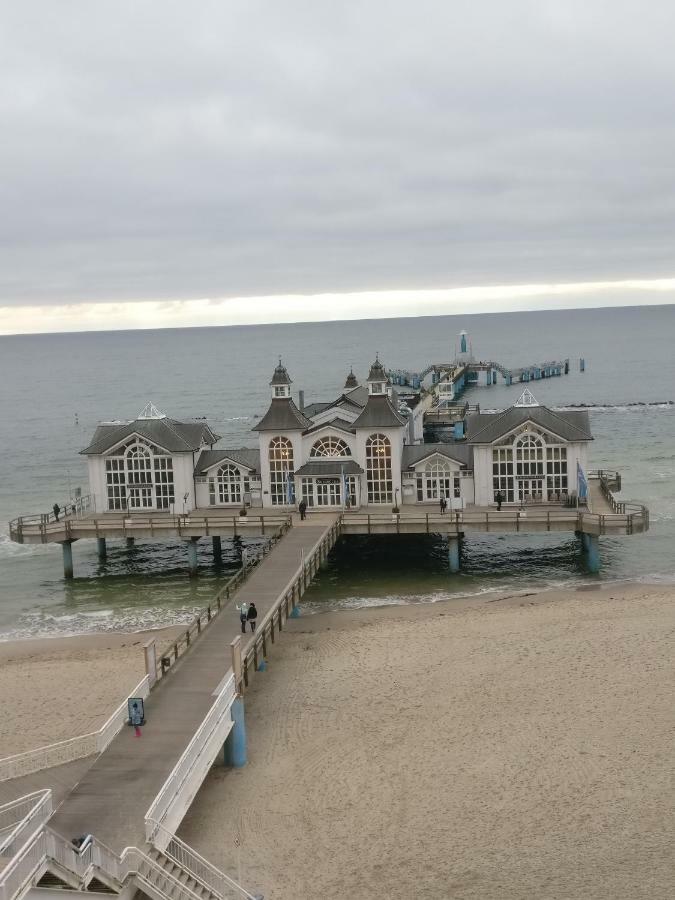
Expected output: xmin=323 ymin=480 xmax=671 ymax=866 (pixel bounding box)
xmin=0 ymin=304 xmax=673 ymax=638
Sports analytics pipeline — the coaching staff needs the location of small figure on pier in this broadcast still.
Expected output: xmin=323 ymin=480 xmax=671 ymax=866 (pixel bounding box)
xmin=439 ymin=496 xmax=447 ymax=514
xmin=237 ymin=601 xmax=249 ymax=634
xmin=53 ymin=503 xmax=60 ymax=522
xmin=129 ymin=701 xmax=143 ymax=738
xmin=247 ymin=602 xmax=258 ymax=632
xmin=496 ymin=491 xmax=503 ymax=511
xmin=298 ymin=498 xmax=307 ymax=521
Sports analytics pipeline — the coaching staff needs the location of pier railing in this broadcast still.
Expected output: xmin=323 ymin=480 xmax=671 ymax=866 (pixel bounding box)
xmin=153 ymin=516 xmax=293 ymax=681
xmin=8 ymin=494 xmax=93 ymax=542
xmin=8 ymin=509 xmax=290 ymax=544
xmin=587 ymin=470 xmax=649 ymax=533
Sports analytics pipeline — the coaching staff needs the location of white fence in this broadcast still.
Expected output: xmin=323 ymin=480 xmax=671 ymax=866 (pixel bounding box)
xmin=145 ymin=675 xmax=236 ymax=846
xmin=0 ymin=790 xmax=52 ymax=857
xmin=0 ymin=675 xmax=151 ymax=782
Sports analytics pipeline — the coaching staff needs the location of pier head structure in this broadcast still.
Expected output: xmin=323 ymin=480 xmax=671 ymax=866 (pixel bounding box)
xmin=1 ymin=348 xmax=651 ymax=900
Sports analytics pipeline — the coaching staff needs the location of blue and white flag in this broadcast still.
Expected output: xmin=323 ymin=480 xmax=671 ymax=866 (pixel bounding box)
xmin=285 ymin=470 xmax=295 ymax=505
xmin=341 ymin=465 xmax=349 ymax=507
xmin=577 ymin=461 xmax=588 ymax=500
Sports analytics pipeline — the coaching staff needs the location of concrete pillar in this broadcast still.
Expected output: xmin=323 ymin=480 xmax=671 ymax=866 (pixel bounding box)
xmin=126 ymin=537 xmax=135 ymax=549
xmin=448 ymin=536 xmax=460 ymax=574
xmin=212 ymin=535 xmax=222 ymax=566
xmin=224 ymin=696 xmax=247 ymax=767
xmin=187 ymin=537 xmax=199 ymax=576
xmin=96 ymin=537 xmax=107 ymax=561
xmin=581 ymin=532 xmax=600 ymax=573
xmin=61 ymin=541 xmax=74 ymax=579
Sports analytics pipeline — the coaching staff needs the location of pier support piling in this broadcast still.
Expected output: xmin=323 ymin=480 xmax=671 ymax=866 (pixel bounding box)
xmin=187 ymin=537 xmax=200 ymax=577
xmin=212 ymin=535 xmax=222 ymax=566
xmin=224 ymin=695 xmax=247 ymax=767
xmin=126 ymin=537 xmax=135 ymax=549
xmin=96 ymin=537 xmax=107 ymax=561
xmin=448 ymin=536 xmax=460 ymax=574
xmin=580 ymin=532 xmax=600 ymax=573
xmin=61 ymin=540 xmax=75 ymax=579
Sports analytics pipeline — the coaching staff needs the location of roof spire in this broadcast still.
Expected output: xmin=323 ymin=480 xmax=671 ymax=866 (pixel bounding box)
xmin=344 ymin=365 xmax=358 ymax=389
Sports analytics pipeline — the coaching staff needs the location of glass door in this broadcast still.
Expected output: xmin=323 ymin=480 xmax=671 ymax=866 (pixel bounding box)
xmin=517 ymin=479 xmax=544 ymax=503
xmin=316 ymin=478 xmax=341 ymax=506
xmin=128 ymin=486 xmax=153 ymax=509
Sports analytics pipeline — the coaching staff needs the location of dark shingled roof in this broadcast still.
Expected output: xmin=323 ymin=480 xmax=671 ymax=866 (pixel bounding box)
xmin=295 ymin=460 xmax=364 ymax=477
xmin=304 ymin=417 xmax=356 ymax=435
xmin=301 ymin=401 xmax=333 ymax=418
xmin=351 ymin=396 xmax=407 ymax=429
xmin=194 ymin=448 xmax=260 ymax=475
xmin=270 ymin=361 xmax=292 ymax=386
xmin=251 ymin=399 xmax=313 ymax=432
xmin=344 ymin=369 xmax=359 ymax=389
xmin=402 ymin=443 xmax=472 ymax=468
xmin=465 ymin=406 xmax=593 ymax=444
xmin=81 ymin=418 xmax=221 ymax=455
xmin=344 ymin=384 xmax=369 ymax=407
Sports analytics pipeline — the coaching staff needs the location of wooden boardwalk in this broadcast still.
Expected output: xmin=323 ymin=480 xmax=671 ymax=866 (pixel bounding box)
xmin=47 ymin=516 xmax=338 ymax=853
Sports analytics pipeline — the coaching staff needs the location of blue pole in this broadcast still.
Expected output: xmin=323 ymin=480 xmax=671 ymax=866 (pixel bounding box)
xmin=224 ymin=696 xmax=247 ymax=767
xmin=581 ymin=533 xmax=600 ymax=573
xmin=448 ymin=536 xmax=460 ymax=573
xmin=61 ymin=541 xmax=74 ymax=579
xmin=187 ymin=537 xmax=199 ymax=576
xmin=96 ymin=537 xmax=107 ymax=561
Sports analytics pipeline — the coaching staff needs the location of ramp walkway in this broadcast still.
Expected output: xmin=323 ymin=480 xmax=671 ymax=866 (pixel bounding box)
xmin=48 ymin=516 xmax=338 ymax=854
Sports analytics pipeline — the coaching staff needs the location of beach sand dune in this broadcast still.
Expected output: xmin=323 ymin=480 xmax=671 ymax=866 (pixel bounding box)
xmin=178 ymin=585 xmax=675 ymax=900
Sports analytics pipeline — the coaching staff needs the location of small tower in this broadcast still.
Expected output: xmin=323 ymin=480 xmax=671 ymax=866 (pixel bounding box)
xmin=456 ymin=330 xmax=474 ymax=363
xmin=270 ymin=358 xmax=292 ymax=399
xmin=344 ymin=367 xmax=358 ymax=389
xmin=366 ymin=356 xmax=388 ymax=395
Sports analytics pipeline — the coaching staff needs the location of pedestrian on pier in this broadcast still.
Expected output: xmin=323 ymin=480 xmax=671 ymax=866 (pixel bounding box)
xmin=439 ymin=496 xmax=447 ymax=514
xmin=53 ymin=503 xmax=60 ymax=522
xmin=496 ymin=491 xmax=503 ymax=511
xmin=130 ymin=702 xmax=143 ymax=738
xmin=247 ymin=602 xmax=258 ymax=632
xmin=299 ymin=498 xmax=307 ymax=520
xmin=237 ymin=601 xmax=248 ymax=634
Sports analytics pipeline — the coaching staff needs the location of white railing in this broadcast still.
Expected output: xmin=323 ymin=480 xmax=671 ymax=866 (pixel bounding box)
xmin=0 ymin=791 xmax=52 ymax=857
xmin=0 ymin=827 xmax=47 ymax=900
xmin=0 ymin=675 xmax=151 ymax=782
xmin=126 ymin=847 xmax=207 ymax=900
xmin=152 ymin=823 xmax=258 ymax=900
xmin=145 ymin=674 xmax=236 ymax=845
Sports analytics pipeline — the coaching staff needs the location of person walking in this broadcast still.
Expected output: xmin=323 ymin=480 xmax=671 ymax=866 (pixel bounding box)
xmin=439 ymin=496 xmax=447 ymax=514
xmin=496 ymin=491 xmax=503 ymax=512
xmin=53 ymin=503 xmax=60 ymax=522
xmin=236 ymin=601 xmax=248 ymax=634
xmin=247 ymin=602 xmax=258 ymax=632
xmin=298 ymin=498 xmax=307 ymax=520
xmin=129 ymin=701 xmax=143 ymax=738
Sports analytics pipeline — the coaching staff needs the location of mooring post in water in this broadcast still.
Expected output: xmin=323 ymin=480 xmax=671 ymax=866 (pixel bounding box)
xmin=224 ymin=695 xmax=247 ymax=767
xmin=61 ymin=540 xmax=75 ymax=579
xmin=126 ymin=536 xmax=135 ymax=549
xmin=580 ymin=532 xmax=600 ymax=573
xmin=186 ymin=537 xmax=200 ymax=576
xmin=96 ymin=536 xmax=107 ymax=561
xmin=448 ymin=535 xmax=460 ymax=574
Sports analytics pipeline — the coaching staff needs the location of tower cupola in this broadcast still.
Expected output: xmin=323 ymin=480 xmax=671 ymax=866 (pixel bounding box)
xmin=367 ymin=356 xmax=388 ymax=396
xmin=270 ymin=358 xmax=292 ymax=399
xmin=344 ymin=367 xmax=358 ymax=389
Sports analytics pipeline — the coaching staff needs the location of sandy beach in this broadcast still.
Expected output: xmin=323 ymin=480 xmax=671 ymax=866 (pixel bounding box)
xmin=172 ymin=583 xmax=675 ymax=900
xmin=0 ymin=626 xmax=183 ymax=757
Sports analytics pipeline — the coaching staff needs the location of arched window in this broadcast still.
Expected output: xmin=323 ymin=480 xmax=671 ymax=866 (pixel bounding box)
xmin=269 ymin=436 xmax=294 ymax=505
xmin=217 ymin=464 xmax=242 ymax=504
xmin=105 ymin=440 xmax=174 ymax=510
xmin=310 ymin=437 xmax=351 ymax=458
xmin=515 ymin=433 xmax=544 ymax=477
xmin=366 ymin=434 xmax=392 ymax=504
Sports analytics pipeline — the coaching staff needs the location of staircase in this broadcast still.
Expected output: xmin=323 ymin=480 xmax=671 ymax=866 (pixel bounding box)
xmin=144 ymin=848 xmax=221 ymax=900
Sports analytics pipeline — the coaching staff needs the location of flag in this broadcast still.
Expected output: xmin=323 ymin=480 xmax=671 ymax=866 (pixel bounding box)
xmin=285 ymin=469 xmax=295 ymax=505
xmin=577 ymin=461 xmax=588 ymax=500
xmin=341 ymin=465 xmax=348 ymax=508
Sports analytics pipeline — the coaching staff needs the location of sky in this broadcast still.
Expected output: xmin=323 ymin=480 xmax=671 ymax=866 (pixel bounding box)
xmin=2 ymin=1 xmax=675 ymax=334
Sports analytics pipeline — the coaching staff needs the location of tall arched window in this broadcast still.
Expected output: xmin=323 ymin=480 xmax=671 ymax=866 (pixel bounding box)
xmin=366 ymin=434 xmax=392 ymax=504
xmin=269 ymin=436 xmax=294 ymax=505
xmin=515 ymin=434 xmax=544 ymax=477
xmin=310 ymin=437 xmax=351 ymax=457
xmin=217 ymin=464 xmax=242 ymax=504
xmin=105 ymin=440 xmax=174 ymax=510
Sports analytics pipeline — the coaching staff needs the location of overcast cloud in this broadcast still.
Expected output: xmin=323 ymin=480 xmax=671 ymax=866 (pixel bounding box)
xmin=2 ymin=1 xmax=675 ymax=330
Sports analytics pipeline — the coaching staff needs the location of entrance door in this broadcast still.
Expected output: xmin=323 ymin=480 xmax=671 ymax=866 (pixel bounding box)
xmin=128 ymin=486 xmax=153 ymax=509
xmin=316 ymin=478 xmax=341 ymax=506
xmin=517 ymin=479 xmax=544 ymax=503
